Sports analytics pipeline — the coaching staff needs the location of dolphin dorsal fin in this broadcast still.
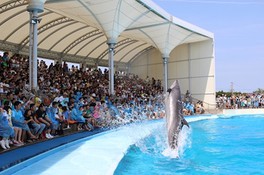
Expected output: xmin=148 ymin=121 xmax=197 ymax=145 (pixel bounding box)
xmin=167 ymin=88 xmax=172 ymax=94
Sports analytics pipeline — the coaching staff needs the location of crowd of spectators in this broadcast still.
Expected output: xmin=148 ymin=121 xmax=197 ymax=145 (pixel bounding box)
xmin=182 ymin=91 xmax=205 ymax=116
xmin=0 ymin=52 xmax=166 ymax=150
xmin=216 ymin=94 xmax=264 ymax=109
xmin=0 ymin=51 xmax=208 ymax=151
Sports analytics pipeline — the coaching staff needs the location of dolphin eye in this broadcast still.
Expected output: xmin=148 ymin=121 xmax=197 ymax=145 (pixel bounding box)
xmin=167 ymin=88 xmax=172 ymax=94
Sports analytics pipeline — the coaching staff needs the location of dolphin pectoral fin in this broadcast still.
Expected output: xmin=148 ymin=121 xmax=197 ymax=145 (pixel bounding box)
xmin=167 ymin=88 xmax=172 ymax=94
xmin=182 ymin=118 xmax=189 ymax=128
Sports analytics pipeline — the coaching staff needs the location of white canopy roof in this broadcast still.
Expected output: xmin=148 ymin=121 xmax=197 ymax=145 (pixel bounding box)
xmin=0 ymin=0 xmax=213 ymax=65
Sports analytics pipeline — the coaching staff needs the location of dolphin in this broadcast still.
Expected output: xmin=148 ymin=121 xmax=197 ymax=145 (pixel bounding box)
xmin=165 ymin=80 xmax=189 ymax=149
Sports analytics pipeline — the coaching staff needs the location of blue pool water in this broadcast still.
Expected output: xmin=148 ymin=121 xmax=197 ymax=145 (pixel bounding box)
xmin=2 ymin=115 xmax=264 ymax=175
xmin=114 ymin=115 xmax=264 ymax=175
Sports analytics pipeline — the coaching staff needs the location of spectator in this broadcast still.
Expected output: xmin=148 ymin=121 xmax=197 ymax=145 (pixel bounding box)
xmin=11 ymin=101 xmax=37 ymax=142
xmin=24 ymin=108 xmax=45 ymax=139
xmin=0 ymin=108 xmax=14 ymax=149
xmin=3 ymin=101 xmax=23 ymax=145
xmin=46 ymin=101 xmax=62 ymax=136
xmin=35 ymin=103 xmax=53 ymax=139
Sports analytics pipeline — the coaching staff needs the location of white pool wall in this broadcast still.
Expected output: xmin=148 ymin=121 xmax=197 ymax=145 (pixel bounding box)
xmin=4 ymin=121 xmax=163 ymax=175
xmin=223 ymin=109 xmax=264 ymax=115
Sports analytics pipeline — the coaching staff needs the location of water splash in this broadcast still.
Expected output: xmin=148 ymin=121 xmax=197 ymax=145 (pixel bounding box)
xmin=132 ymin=121 xmax=192 ymax=159
xmin=134 ymin=122 xmax=167 ymax=155
xmin=162 ymin=126 xmax=192 ymax=158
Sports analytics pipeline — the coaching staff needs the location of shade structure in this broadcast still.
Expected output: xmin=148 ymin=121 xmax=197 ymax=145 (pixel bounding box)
xmin=0 ymin=0 xmax=213 ymax=66
xmin=0 ymin=0 xmax=215 ymax=106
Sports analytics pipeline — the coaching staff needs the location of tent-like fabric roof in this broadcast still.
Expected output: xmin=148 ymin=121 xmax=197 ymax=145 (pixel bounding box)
xmin=0 ymin=0 xmax=213 ymax=66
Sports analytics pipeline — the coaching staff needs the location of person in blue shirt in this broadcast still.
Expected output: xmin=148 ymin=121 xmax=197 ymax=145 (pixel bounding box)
xmin=46 ymin=101 xmax=62 ymax=136
xmin=11 ymin=101 xmax=37 ymax=141
xmin=71 ymin=104 xmax=89 ymax=130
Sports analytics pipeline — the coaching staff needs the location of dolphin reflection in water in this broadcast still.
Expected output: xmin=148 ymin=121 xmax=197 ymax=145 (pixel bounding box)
xmin=165 ymin=80 xmax=189 ymax=149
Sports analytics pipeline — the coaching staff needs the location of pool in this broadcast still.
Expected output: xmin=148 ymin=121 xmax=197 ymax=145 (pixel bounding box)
xmin=115 ymin=115 xmax=264 ymax=175
xmin=2 ymin=115 xmax=264 ymax=175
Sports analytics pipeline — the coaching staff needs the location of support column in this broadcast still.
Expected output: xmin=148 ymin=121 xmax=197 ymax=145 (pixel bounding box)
xmin=80 ymin=60 xmax=87 ymax=71
xmin=188 ymin=43 xmax=192 ymax=94
xmin=95 ymin=61 xmax=99 ymax=69
xmin=29 ymin=13 xmax=33 ymax=91
xmin=32 ymin=10 xmax=38 ymax=91
xmin=126 ymin=65 xmax=130 ymax=74
xmin=27 ymin=0 xmax=45 ymax=92
xmin=163 ymin=56 xmax=169 ymax=93
xmin=108 ymin=43 xmax=115 ymax=95
xmin=59 ymin=57 xmax=63 ymax=65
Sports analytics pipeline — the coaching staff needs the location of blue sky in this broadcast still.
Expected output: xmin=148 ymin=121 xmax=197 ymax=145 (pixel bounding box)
xmin=153 ymin=0 xmax=264 ymax=92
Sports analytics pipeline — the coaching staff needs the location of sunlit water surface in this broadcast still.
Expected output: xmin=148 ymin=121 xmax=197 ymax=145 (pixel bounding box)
xmin=114 ymin=115 xmax=264 ymax=175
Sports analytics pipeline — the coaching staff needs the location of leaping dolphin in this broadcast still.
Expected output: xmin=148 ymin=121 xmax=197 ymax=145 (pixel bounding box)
xmin=165 ymin=80 xmax=189 ymax=149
